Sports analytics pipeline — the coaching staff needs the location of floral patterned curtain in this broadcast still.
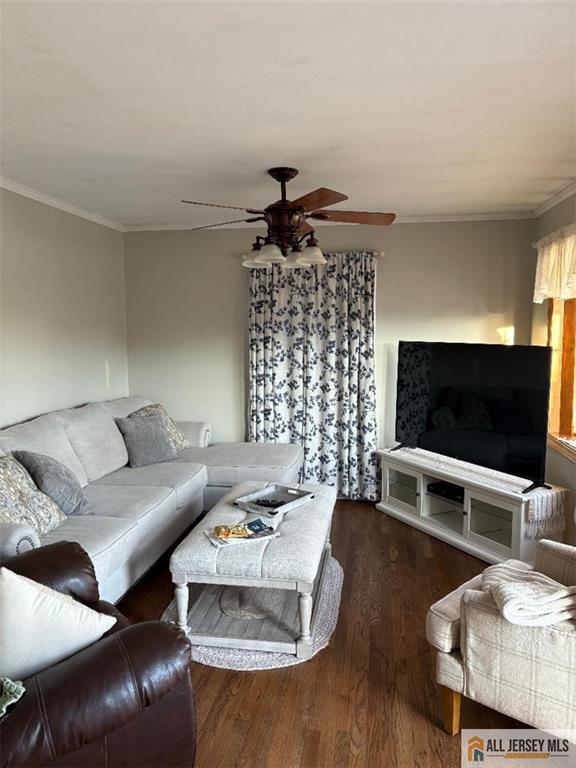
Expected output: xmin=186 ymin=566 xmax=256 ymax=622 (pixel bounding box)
xmin=248 ymin=251 xmax=378 ymax=500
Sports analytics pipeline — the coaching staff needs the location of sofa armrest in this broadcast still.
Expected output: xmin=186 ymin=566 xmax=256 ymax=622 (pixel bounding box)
xmin=3 ymin=541 xmax=100 ymax=605
xmin=460 ymin=588 xmax=576 ymax=728
xmin=0 ymin=621 xmax=192 ymax=768
xmin=534 ymin=539 xmax=576 ymax=586
xmin=0 ymin=521 xmax=40 ymax=564
xmin=177 ymin=420 xmax=212 ymax=448
xmin=426 ymin=573 xmax=484 ymax=652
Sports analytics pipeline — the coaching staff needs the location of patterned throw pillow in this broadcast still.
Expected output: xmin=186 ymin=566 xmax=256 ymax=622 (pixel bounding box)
xmin=127 ymin=404 xmax=190 ymax=454
xmin=0 ymin=456 xmax=66 ymax=535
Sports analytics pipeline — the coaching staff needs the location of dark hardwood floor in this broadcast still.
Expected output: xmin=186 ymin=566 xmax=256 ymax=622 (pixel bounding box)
xmin=120 ymin=501 xmax=519 ymax=768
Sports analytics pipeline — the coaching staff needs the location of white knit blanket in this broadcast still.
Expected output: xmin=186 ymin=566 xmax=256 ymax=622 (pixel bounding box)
xmin=482 ymin=560 xmax=576 ymax=626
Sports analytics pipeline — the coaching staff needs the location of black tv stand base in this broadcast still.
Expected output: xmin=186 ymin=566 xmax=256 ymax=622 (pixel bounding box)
xmin=522 ymin=482 xmax=551 ymax=494
xmin=390 ymin=443 xmax=414 ymax=452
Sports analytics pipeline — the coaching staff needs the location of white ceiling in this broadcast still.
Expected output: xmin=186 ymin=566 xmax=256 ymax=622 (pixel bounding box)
xmin=1 ymin=1 xmax=575 ymax=230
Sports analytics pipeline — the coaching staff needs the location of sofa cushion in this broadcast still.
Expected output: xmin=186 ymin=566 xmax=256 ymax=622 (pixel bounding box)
xmin=83 ymin=484 xmax=177 ymax=522
xmin=116 ymin=414 xmax=178 ymax=468
xmin=13 ymin=451 xmax=92 ymax=516
xmin=59 ymin=403 xmax=128 ymax=482
xmin=0 ymin=414 xmax=88 ymax=486
xmin=41 ymin=515 xmax=136 ymax=580
xmin=173 ymin=443 xmax=304 ymax=487
xmin=426 ymin=574 xmax=484 ymax=652
xmin=100 ymin=396 xmax=154 ymax=419
xmin=0 ymin=456 xmax=67 ymax=535
xmin=93 ymin=463 xmax=207 ymax=509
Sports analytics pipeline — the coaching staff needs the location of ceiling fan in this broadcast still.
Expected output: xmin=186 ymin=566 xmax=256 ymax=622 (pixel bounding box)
xmin=181 ymin=167 xmax=396 ymax=269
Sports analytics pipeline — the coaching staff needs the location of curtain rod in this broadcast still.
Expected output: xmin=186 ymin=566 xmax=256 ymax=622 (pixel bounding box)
xmin=327 ymin=250 xmax=386 ymax=257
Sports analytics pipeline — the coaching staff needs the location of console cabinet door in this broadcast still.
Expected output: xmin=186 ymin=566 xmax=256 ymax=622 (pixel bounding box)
xmin=466 ymin=490 xmax=518 ymax=558
xmin=384 ymin=464 xmax=422 ymax=516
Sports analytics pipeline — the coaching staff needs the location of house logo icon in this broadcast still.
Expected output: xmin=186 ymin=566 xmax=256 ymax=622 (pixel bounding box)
xmin=467 ymin=736 xmax=485 ymax=762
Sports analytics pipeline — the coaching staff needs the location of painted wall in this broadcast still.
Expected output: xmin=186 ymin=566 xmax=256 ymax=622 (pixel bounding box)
xmin=124 ymin=218 xmax=536 ymax=445
xmin=536 ymin=194 xmax=576 ymax=239
xmin=124 ymin=230 xmax=249 ymax=443
xmin=0 ymin=189 xmax=128 ymax=426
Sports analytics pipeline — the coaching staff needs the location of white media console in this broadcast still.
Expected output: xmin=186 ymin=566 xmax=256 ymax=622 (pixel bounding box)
xmin=376 ymin=447 xmax=568 ymax=563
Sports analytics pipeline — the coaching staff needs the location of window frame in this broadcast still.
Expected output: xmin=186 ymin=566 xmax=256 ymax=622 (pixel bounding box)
xmin=547 ymin=298 xmax=576 ymax=461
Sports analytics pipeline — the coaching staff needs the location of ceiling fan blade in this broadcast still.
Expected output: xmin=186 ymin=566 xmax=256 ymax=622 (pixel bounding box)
xmin=298 ymin=220 xmax=314 ymax=236
xmin=187 ymin=217 xmax=262 ymax=231
xmin=289 ymin=188 xmax=349 ymax=212
xmin=181 ymin=200 xmax=263 ymax=214
xmin=310 ymin=210 xmax=396 ymax=226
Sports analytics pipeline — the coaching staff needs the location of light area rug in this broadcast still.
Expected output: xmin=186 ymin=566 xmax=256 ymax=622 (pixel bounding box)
xmin=220 ymin=584 xmax=286 ymax=620
xmin=161 ymin=556 xmax=343 ymax=671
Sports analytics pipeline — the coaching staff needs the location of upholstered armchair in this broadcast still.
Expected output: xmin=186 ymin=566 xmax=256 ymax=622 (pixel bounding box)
xmin=0 ymin=542 xmax=196 ymax=768
xmin=427 ymin=539 xmax=576 ymax=734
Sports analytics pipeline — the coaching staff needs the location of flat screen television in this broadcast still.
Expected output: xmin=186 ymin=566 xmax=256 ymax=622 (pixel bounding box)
xmin=395 ymin=342 xmax=552 ymax=487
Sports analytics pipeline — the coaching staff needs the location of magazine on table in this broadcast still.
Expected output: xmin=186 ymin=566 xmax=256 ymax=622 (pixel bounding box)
xmin=233 ymin=484 xmax=314 ymax=517
xmin=205 ymin=518 xmax=280 ymax=548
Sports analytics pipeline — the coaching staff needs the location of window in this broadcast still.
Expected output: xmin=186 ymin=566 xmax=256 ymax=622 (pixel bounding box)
xmin=547 ymin=298 xmax=576 ymax=456
xmin=533 ymin=222 xmax=576 ymax=457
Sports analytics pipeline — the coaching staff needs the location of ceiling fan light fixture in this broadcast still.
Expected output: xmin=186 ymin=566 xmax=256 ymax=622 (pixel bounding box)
xmin=302 ymin=235 xmax=326 ymax=265
xmin=241 ymin=254 xmax=270 ymax=269
xmin=256 ymin=240 xmax=285 ymax=264
xmin=282 ymin=248 xmax=309 ymax=270
xmin=241 ymin=239 xmax=270 ymax=269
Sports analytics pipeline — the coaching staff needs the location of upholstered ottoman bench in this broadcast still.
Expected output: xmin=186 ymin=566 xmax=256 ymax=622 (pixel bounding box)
xmin=169 ymin=481 xmax=336 ymax=659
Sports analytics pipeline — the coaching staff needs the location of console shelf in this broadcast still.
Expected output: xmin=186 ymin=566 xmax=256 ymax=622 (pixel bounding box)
xmin=376 ymin=447 xmax=568 ymax=563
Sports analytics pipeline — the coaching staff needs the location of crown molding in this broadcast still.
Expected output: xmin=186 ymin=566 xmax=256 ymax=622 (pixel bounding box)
xmin=124 ymin=223 xmax=213 ymax=232
xmin=123 ymin=223 xmax=270 ymax=231
xmin=123 ymin=210 xmax=536 ymax=231
xmin=394 ymin=211 xmax=535 ymax=223
xmin=0 ymin=177 xmax=126 ymax=232
xmin=2 ymin=175 xmax=574 ymax=232
xmin=533 ymin=180 xmax=576 ymax=218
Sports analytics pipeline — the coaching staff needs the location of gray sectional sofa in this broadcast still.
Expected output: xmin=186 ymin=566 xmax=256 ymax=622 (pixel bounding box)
xmin=0 ymin=396 xmax=303 ymax=602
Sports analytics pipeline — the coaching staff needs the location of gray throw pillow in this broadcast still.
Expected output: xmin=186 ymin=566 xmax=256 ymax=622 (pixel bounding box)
xmin=12 ymin=451 xmax=92 ymax=516
xmin=127 ymin=404 xmax=190 ymax=454
xmin=115 ymin=414 xmax=178 ymax=468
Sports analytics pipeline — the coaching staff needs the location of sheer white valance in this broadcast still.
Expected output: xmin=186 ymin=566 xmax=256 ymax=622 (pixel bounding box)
xmin=533 ymin=222 xmax=576 ymax=303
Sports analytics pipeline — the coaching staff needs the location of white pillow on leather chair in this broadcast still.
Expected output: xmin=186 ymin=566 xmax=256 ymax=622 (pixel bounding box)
xmin=0 ymin=567 xmax=116 ymax=679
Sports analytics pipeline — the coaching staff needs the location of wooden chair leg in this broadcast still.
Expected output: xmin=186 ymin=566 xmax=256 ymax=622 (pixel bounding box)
xmin=441 ymin=686 xmax=462 ymax=736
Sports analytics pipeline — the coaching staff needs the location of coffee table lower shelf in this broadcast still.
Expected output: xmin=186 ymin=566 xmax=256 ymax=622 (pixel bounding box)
xmin=183 ymin=546 xmax=329 ymax=658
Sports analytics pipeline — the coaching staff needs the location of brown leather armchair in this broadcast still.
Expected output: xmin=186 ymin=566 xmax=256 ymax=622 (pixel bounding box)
xmin=0 ymin=542 xmax=196 ymax=768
